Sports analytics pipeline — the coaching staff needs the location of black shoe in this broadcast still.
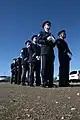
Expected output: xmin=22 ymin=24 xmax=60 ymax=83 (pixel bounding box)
xmin=27 ymin=82 xmax=30 ymax=86
xmin=53 ymin=83 xmax=58 ymax=88
xmin=42 ymin=83 xmax=47 ymax=87
xmin=17 ymin=82 xmax=21 ymax=85
xmin=22 ymin=83 xmax=26 ymax=86
xmin=48 ymin=83 xmax=53 ymax=88
xmin=30 ymin=84 xmax=34 ymax=87
xmin=14 ymin=82 xmax=17 ymax=84
xmin=48 ymin=85 xmax=53 ymax=88
xmin=59 ymin=84 xmax=70 ymax=87
xmin=11 ymin=82 xmax=13 ymax=84
xmin=36 ymin=84 xmax=41 ymax=86
xmin=42 ymin=84 xmax=46 ymax=87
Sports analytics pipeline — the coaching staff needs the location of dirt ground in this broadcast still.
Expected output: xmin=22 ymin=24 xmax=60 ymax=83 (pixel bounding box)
xmin=0 ymin=83 xmax=80 ymax=120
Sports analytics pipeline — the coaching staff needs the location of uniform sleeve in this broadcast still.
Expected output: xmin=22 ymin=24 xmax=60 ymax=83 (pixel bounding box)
xmin=53 ymin=39 xmax=60 ymax=47
xmin=65 ymin=43 xmax=72 ymax=55
xmin=47 ymin=36 xmax=56 ymax=47
xmin=51 ymin=35 xmax=56 ymax=47
xmin=28 ymin=45 xmax=33 ymax=55
xmin=37 ymin=31 xmax=46 ymax=44
xmin=37 ymin=45 xmax=41 ymax=56
xmin=20 ymin=48 xmax=25 ymax=59
xmin=11 ymin=64 xmax=13 ymax=70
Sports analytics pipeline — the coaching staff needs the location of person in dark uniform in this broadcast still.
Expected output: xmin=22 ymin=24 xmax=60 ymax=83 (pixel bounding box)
xmin=29 ymin=35 xmax=41 ymax=86
xmin=56 ymin=30 xmax=72 ymax=87
xmin=21 ymin=40 xmax=31 ymax=86
xmin=16 ymin=57 xmax=22 ymax=84
xmin=11 ymin=58 xmax=17 ymax=84
xmin=37 ymin=21 xmax=55 ymax=87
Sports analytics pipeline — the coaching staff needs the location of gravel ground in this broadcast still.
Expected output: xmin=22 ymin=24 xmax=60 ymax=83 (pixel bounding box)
xmin=0 ymin=83 xmax=80 ymax=120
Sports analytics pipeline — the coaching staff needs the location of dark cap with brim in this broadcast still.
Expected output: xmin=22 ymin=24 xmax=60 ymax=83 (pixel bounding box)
xmin=25 ymin=40 xmax=31 ymax=44
xmin=13 ymin=58 xmax=16 ymax=61
xmin=58 ymin=30 xmax=66 ymax=36
xmin=42 ymin=21 xmax=51 ymax=28
xmin=31 ymin=35 xmax=37 ymax=40
xmin=16 ymin=56 xmax=21 ymax=59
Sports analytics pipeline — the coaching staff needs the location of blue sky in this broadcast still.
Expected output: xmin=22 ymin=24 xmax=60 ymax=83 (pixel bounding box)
xmin=0 ymin=0 xmax=80 ymax=76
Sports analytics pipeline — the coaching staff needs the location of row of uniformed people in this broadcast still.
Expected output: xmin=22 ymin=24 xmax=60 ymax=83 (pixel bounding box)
xmin=11 ymin=57 xmax=22 ymax=84
xmin=11 ymin=20 xmax=72 ymax=87
xmin=10 ymin=36 xmax=41 ymax=86
xmin=21 ymin=36 xmax=41 ymax=86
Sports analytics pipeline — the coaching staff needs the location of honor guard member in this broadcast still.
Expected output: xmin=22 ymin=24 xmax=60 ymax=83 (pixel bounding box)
xmin=16 ymin=57 xmax=22 ymax=84
xmin=56 ymin=30 xmax=72 ymax=87
xmin=37 ymin=21 xmax=55 ymax=87
xmin=11 ymin=58 xmax=17 ymax=84
xmin=29 ymin=35 xmax=41 ymax=86
xmin=21 ymin=40 xmax=31 ymax=86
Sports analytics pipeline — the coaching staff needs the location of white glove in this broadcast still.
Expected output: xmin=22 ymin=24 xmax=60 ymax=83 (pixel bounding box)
xmin=27 ymin=44 xmax=30 ymax=48
xmin=32 ymin=53 xmax=36 ymax=57
xmin=24 ymin=58 xmax=27 ymax=61
xmin=36 ymin=56 xmax=40 ymax=60
xmin=47 ymin=36 xmax=55 ymax=43
xmin=67 ymin=52 xmax=72 ymax=59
